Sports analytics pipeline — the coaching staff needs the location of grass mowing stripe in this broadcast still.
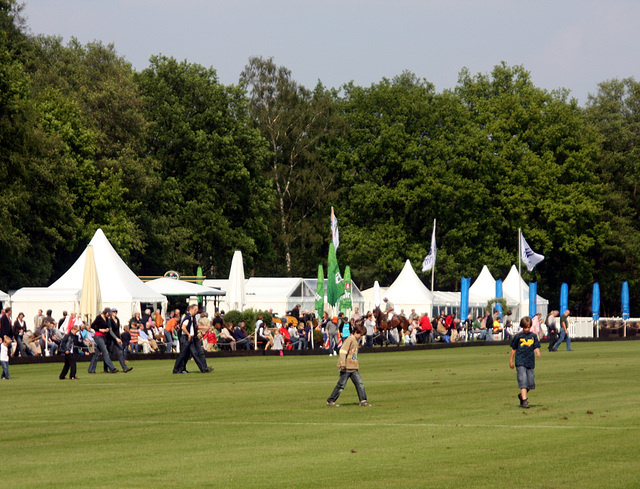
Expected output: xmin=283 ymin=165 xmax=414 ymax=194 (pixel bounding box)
xmin=20 ymin=418 xmax=640 ymax=431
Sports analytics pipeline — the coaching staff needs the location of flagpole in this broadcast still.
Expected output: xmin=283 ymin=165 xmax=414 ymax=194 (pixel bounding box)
xmin=518 ymin=228 xmax=523 ymax=320
xmin=431 ymin=219 xmax=436 ymax=292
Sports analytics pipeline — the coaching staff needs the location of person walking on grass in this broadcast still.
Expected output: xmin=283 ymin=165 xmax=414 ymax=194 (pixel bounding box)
xmin=551 ymin=309 xmax=572 ymax=352
xmin=327 ymin=323 xmax=371 ymax=407
xmin=59 ymin=325 xmax=85 ymax=380
xmin=509 ymin=316 xmax=541 ymax=409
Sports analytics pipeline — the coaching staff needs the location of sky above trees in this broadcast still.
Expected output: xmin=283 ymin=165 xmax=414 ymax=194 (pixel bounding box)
xmin=22 ymin=0 xmax=640 ymax=106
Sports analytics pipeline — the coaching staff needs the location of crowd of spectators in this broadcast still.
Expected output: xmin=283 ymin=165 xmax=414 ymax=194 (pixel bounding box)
xmin=0 ymin=303 xmax=556 ymax=368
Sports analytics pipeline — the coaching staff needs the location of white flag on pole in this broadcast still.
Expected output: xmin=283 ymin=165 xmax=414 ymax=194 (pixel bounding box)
xmin=422 ymin=223 xmax=437 ymax=272
xmin=331 ymin=207 xmax=339 ymax=252
xmin=520 ymin=232 xmax=544 ymax=272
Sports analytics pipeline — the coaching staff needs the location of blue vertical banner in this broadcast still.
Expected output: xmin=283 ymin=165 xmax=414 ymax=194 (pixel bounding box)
xmin=560 ymin=283 xmax=569 ymax=314
xmin=529 ymin=282 xmax=537 ymax=318
xmin=460 ymin=277 xmax=470 ymax=322
xmin=495 ymin=279 xmax=503 ymax=319
xmin=592 ymin=282 xmax=600 ymax=321
xmin=622 ymin=281 xmax=630 ymax=320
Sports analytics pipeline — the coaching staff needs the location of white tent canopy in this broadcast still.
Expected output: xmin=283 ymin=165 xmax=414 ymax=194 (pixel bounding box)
xmin=383 ymin=260 xmax=434 ymax=315
xmin=0 ymin=289 xmax=9 ymax=302
xmin=12 ymin=229 xmax=166 ymax=329
xmin=502 ymin=265 xmax=549 ymax=319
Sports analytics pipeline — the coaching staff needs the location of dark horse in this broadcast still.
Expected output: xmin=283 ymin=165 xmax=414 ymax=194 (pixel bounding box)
xmin=373 ymin=306 xmax=410 ymax=346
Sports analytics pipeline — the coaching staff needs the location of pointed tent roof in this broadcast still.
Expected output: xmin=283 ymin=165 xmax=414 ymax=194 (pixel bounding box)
xmin=469 ymin=265 xmax=496 ymax=303
xmin=502 ymin=265 xmax=549 ymax=306
xmin=50 ymin=229 xmax=165 ymax=304
xmin=385 ymin=260 xmax=433 ymax=311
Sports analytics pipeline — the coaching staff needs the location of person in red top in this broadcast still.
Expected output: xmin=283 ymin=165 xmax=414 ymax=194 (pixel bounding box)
xmin=203 ymin=329 xmax=217 ymax=352
xmin=419 ymin=313 xmax=433 ymax=343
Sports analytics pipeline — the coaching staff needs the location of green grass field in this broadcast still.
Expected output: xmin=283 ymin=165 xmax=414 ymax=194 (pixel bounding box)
xmin=1 ymin=341 xmax=639 ymax=489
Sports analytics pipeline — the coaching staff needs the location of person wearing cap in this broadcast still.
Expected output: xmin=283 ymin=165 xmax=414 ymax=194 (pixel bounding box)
xmin=383 ymin=297 xmax=395 ymax=321
xmin=87 ymin=308 xmax=119 ymax=374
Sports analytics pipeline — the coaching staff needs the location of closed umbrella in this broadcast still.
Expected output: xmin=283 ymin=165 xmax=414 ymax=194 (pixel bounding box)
xmin=227 ymin=251 xmax=246 ymax=312
xmin=79 ymin=245 xmax=102 ymax=324
xmin=373 ymin=281 xmax=381 ymax=309
xmin=315 ymin=265 xmax=324 ymax=318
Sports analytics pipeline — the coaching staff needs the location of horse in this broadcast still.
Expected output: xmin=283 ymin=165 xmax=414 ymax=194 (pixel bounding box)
xmin=373 ymin=306 xmax=409 ymax=346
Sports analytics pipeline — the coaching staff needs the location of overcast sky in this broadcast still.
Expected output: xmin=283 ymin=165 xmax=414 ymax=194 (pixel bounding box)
xmin=22 ymin=0 xmax=640 ymax=105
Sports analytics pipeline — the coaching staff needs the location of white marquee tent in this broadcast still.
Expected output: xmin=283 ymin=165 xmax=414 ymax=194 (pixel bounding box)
xmin=11 ymin=229 xmax=166 ymax=329
xmin=383 ymin=260 xmax=434 ymax=315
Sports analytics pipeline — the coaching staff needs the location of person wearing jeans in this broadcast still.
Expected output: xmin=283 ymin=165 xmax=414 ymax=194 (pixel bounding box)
xmin=88 ymin=308 xmax=118 ymax=374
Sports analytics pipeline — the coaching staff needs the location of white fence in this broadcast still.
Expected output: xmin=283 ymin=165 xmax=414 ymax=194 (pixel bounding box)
xmin=569 ymin=316 xmax=640 ymax=338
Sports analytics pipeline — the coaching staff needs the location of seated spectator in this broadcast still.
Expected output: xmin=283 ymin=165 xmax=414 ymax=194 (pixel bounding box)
xmin=78 ymin=323 xmax=95 ymax=354
xmin=203 ymin=329 xmax=217 ymax=352
xmin=40 ymin=323 xmax=59 ymax=356
xmin=23 ymin=330 xmax=41 ymax=356
xmin=145 ymin=318 xmax=160 ymax=352
xmin=433 ymin=317 xmax=449 ymax=343
xmin=218 ymin=323 xmax=236 ymax=351
xmin=137 ymin=324 xmax=153 ymax=354
xmin=288 ymin=323 xmax=300 ymax=349
xmin=256 ymin=316 xmax=273 ymax=350
xmin=233 ymin=321 xmax=254 ymax=350
xmin=279 ymin=324 xmax=291 ymax=349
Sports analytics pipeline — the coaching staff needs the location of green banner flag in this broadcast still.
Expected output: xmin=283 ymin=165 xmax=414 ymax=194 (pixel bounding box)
xmin=327 ymin=243 xmax=343 ymax=307
xmin=315 ymin=264 xmax=325 ymax=317
xmin=339 ymin=265 xmax=352 ymax=313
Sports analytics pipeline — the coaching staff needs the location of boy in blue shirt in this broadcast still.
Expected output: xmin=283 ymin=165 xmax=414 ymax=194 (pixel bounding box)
xmin=509 ymin=316 xmax=541 ymax=409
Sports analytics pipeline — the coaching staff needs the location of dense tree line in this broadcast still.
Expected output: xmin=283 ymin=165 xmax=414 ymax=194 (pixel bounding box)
xmin=1 ymin=1 xmax=639 ymax=315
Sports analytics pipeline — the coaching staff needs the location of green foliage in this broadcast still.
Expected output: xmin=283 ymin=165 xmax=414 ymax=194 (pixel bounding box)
xmin=222 ymin=310 xmax=243 ymax=328
xmin=241 ymin=308 xmax=272 ymax=333
xmin=138 ymin=56 xmax=275 ymax=278
xmin=486 ymin=297 xmax=508 ymax=314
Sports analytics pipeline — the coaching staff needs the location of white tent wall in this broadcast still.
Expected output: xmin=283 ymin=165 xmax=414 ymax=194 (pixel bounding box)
xmin=203 ymin=277 xmax=315 ymax=317
xmin=9 ymin=288 xmax=81 ymax=332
